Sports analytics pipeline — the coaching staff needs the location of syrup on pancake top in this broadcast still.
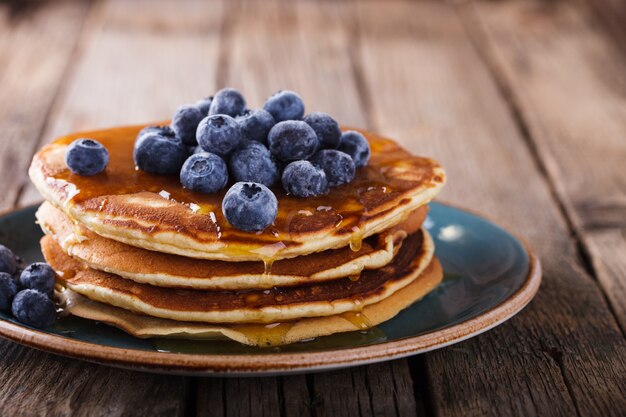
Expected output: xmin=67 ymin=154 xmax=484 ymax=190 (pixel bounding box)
xmin=30 ymin=88 xmax=445 ymax=263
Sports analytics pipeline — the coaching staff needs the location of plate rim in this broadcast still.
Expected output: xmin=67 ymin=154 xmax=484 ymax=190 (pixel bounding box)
xmin=0 ymin=202 xmax=541 ymax=375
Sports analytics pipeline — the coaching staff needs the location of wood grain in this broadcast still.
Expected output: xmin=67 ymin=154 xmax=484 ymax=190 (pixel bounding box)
xmin=0 ymin=0 xmax=89 ymax=210
xmin=463 ymin=0 xmax=626 ymax=336
xmin=355 ymin=1 xmax=626 ymax=416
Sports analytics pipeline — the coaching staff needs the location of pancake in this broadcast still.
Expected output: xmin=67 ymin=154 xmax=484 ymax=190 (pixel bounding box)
xmin=37 ymin=202 xmax=428 ymax=289
xmin=42 ymin=229 xmax=434 ymax=324
xmin=29 ymin=124 xmax=445 ymax=262
xmin=57 ymin=258 xmax=443 ymax=346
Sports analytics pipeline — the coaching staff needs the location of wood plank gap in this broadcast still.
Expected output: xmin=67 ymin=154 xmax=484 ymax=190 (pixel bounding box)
xmin=305 ymin=373 xmax=319 ymax=417
xmin=456 ymin=1 xmax=626 ymax=339
xmin=407 ymin=356 xmax=434 ymax=417
xmin=185 ymin=377 xmax=198 ymax=417
xmin=277 ymin=376 xmax=287 ymax=417
xmin=214 ymin=0 xmax=237 ymax=89
xmin=13 ymin=0 xmax=99 ymax=208
xmin=347 ymin=0 xmax=375 ymax=131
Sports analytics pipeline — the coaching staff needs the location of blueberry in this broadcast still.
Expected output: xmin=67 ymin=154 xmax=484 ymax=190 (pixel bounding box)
xmin=180 ymin=152 xmax=228 ymax=194
xmin=196 ymin=115 xmax=244 ymax=157
xmin=222 ymin=182 xmax=278 ymax=232
xmin=267 ymin=121 xmax=319 ymax=162
xmin=171 ymin=105 xmax=204 ymax=146
xmin=229 ymin=142 xmax=279 ymax=187
xmin=137 ymin=125 xmax=175 ymax=142
xmin=134 ymin=133 xmax=189 ymax=175
xmin=338 ymin=131 xmax=370 ymax=168
xmin=11 ymin=289 xmax=56 ymax=328
xmin=282 ymin=160 xmax=329 ymax=198
xmin=303 ymin=112 xmax=341 ymax=149
xmin=263 ymin=90 xmax=305 ymax=122
xmin=65 ymin=139 xmax=109 ymax=176
xmin=196 ymin=96 xmax=213 ymax=116
xmin=310 ymin=150 xmax=356 ymax=187
xmin=19 ymin=263 xmax=56 ymax=295
xmin=0 ymin=245 xmax=17 ymax=275
xmin=209 ymin=88 xmax=246 ymax=117
xmin=0 ymin=272 xmax=17 ymax=313
xmin=236 ymin=109 xmax=275 ymax=143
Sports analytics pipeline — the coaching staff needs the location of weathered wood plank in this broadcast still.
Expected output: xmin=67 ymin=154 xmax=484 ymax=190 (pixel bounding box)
xmin=6 ymin=0 xmax=225 ymax=415
xmin=355 ymin=1 xmax=626 ymax=416
xmin=194 ymin=1 xmax=420 ymax=416
xmin=0 ymin=0 xmax=89 ymax=210
xmin=19 ymin=0 xmax=224 ymax=206
xmin=464 ymin=0 xmax=626 ymax=335
xmin=0 ymin=338 xmax=188 ymax=417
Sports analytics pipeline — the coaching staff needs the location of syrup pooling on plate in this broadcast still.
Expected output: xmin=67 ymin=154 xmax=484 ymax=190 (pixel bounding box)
xmin=37 ymin=124 xmax=439 ymax=254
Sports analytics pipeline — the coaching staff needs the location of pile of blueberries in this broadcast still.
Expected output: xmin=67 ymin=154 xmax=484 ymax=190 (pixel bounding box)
xmin=0 ymin=245 xmax=57 ymax=328
xmin=65 ymin=88 xmax=371 ymax=233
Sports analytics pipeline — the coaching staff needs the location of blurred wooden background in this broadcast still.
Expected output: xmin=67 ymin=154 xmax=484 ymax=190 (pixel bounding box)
xmin=0 ymin=0 xmax=625 ymax=416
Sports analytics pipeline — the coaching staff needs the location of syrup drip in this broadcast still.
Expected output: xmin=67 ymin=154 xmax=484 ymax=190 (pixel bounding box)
xmin=348 ymin=273 xmax=361 ymax=282
xmin=340 ymin=311 xmax=372 ymax=330
xmin=236 ymin=322 xmax=295 ymax=347
xmin=349 ymin=227 xmax=364 ymax=252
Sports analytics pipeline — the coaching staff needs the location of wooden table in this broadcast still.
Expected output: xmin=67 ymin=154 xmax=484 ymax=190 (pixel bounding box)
xmin=1 ymin=0 xmax=624 ymax=415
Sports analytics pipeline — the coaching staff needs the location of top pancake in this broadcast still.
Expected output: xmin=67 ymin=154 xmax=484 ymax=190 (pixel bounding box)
xmin=30 ymin=124 xmax=445 ymax=261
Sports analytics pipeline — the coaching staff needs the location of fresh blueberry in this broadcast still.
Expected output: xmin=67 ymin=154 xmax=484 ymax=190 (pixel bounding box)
xmin=11 ymin=289 xmax=56 ymax=328
xmin=180 ymin=152 xmax=228 ymax=194
xmin=135 ymin=125 xmax=175 ymax=153
xmin=267 ymin=121 xmax=319 ymax=162
xmin=263 ymin=90 xmax=305 ymax=122
xmin=229 ymin=142 xmax=279 ymax=187
xmin=0 ymin=245 xmax=17 ymax=275
xmin=134 ymin=133 xmax=189 ymax=175
xmin=196 ymin=96 xmax=213 ymax=116
xmin=310 ymin=149 xmax=356 ymax=187
xmin=196 ymin=115 xmax=244 ymax=157
xmin=236 ymin=109 xmax=275 ymax=143
xmin=222 ymin=182 xmax=278 ymax=232
xmin=19 ymin=263 xmax=56 ymax=295
xmin=338 ymin=131 xmax=371 ymax=168
xmin=0 ymin=272 xmax=17 ymax=313
xmin=65 ymin=139 xmax=109 ymax=176
xmin=209 ymin=88 xmax=246 ymax=117
xmin=281 ymin=160 xmax=329 ymax=198
xmin=171 ymin=105 xmax=204 ymax=146
xmin=303 ymin=112 xmax=341 ymax=149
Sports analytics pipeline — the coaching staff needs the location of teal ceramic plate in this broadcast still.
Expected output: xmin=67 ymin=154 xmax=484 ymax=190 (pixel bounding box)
xmin=0 ymin=202 xmax=540 ymax=376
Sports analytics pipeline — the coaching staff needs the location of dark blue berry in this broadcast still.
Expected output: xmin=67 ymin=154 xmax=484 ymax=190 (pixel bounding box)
xmin=11 ymin=289 xmax=56 ymax=328
xmin=310 ymin=149 xmax=355 ymax=187
xmin=0 ymin=272 xmax=17 ymax=313
xmin=267 ymin=121 xmax=319 ymax=162
xmin=236 ymin=109 xmax=275 ymax=143
xmin=222 ymin=182 xmax=278 ymax=232
xmin=196 ymin=115 xmax=244 ymax=157
xmin=171 ymin=105 xmax=203 ymax=146
xmin=137 ymin=125 xmax=175 ymax=142
xmin=180 ymin=152 xmax=228 ymax=194
xmin=303 ymin=112 xmax=341 ymax=149
xmin=196 ymin=96 xmax=213 ymax=116
xmin=229 ymin=142 xmax=279 ymax=187
xmin=209 ymin=88 xmax=246 ymax=117
xmin=0 ymin=245 xmax=17 ymax=275
xmin=65 ymin=139 xmax=109 ymax=176
xmin=282 ymin=160 xmax=329 ymax=198
xmin=338 ymin=131 xmax=370 ymax=168
xmin=263 ymin=90 xmax=305 ymax=122
xmin=134 ymin=133 xmax=189 ymax=175
xmin=19 ymin=263 xmax=56 ymax=295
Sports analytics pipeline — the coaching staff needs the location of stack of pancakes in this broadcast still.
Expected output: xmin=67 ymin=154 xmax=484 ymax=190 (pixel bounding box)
xmin=29 ymin=125 xmax=446 ymax=346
